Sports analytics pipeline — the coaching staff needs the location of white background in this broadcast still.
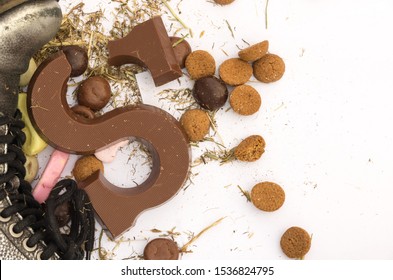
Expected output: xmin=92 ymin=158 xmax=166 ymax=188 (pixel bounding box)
xmin=37 ymin=0 xmax=393 ymax=260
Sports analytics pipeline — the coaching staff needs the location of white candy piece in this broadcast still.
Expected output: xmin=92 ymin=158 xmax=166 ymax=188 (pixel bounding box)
xmin=95 ymin=140 xmax=129 ymax=163
xmin=19 ymin=58 xmax=37 ymax=87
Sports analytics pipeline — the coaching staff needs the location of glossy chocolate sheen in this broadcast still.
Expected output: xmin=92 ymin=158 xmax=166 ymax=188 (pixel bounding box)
xmin=108 ymin=16 xmax=182 ymax=87
xmin=27 ymin=51 xmax=191 ymax=238
xmin=193 ymin=76 xmax=228 ymax=111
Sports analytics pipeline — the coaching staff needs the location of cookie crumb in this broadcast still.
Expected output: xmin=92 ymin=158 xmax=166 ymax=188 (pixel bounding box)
xmin=280 ymin=227 xmax=312 ymax=259
xmin=253 ymin=54 xmax=285 ymax=83
xmin=230 ymin=85 xmax=261 ymax=115
xmin=234 ymin=135 xmax=265 ymax=162
xmin=251 ymin=182 xmax=285 ymax=211
xmin=238 ymin=40 xmax=269 ymax=62
xmin=180 ymin=109 xmax=210 ymax=141
xmin=219 ymin=58 xmax=253 ymax=86
xmin=72 ymin=155 xmax=104 ymax=182
xmin=185 ymin=50 xmax=216 ymax=80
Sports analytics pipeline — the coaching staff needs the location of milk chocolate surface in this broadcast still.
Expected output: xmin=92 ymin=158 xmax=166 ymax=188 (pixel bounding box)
xmin=108 ymin=16 xmax=182 ymax=87
xmin=27 ymin=51 xmax=191 ymax=238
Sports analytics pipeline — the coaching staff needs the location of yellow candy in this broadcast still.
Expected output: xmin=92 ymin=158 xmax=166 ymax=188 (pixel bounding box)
xmin=24 ymin=155 xmax=39 ymax=183
xmin=18 ymin=93 xmax=48 ymax=155
xmin=19 ymin=58 xmax=37 ymax=87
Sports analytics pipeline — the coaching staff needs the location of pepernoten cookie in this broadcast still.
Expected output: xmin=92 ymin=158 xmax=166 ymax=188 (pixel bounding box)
xmin=253 ymin=54 xmax=285 ymax=83
xmin=238 ymin=40 xmax=269 ymax=62
xmin=251 ymin=182 xmax=285 ymax=212
xmin=230 ymin=85 xmax=261 ymax=116
xmin=234 ymin=135 xmax=266 ymax=162
xmin=280 ymin=227 xmax=312 ymax=259
xmin=185 ymin=50 xmax=216 ymax=80
xmin=180 ymin=109 xmax=210 ymax=141
xmin=214 ymin=0 xmax=235 ymax=5
xmin=72 ymin=155 xmax=104 ymax=182
xmin=219 ymin=58 xmax=253 ymax=86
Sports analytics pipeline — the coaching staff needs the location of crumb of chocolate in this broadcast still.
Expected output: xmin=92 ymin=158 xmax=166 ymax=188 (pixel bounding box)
xmin=234 ymin=135 xmax=266 ymax=162
xmin=219 ymin=58 xmax=253 ymax=86
xmin=229 ymin=85 xmax=261 ymax=115
xmin=253 ymin=54 xmax=285 ymax=83
xmin=251 ymin=182 xmax=285 ymax=211
xmin=180 ymin=109 xmax=211 ymax=142
xmin=280 ymin=227 xmax=312 ymax=259
xmin=238 ymin=40 xmax=269 ymax=62
xmin=185 ymin=50 xmax=216 ymax=80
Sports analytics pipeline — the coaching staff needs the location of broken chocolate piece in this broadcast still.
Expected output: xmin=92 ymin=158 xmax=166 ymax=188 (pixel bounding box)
xmin=27 ymin=51 xmax=191 ymax=238
xmin=108 ymin=16 xmax=182 ymax=87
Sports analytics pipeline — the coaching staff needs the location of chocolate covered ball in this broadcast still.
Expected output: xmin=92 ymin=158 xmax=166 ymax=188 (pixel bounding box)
xmin=170 ymin=37 xmax=192 ymax=68
xmin=193 ymin=76 xmax=228 ymax=111
xmin=77 ymin=76 xmax=111 ymax=111
xmin=144 ymin=238 xmax=179 ymax=260
xmin=62 ymin=45 xmax=88 ymax=77
xmin=71 ymin=105 xmax=95 ymax=119
xmin=54 ymin=201 xmax=71 ymax=227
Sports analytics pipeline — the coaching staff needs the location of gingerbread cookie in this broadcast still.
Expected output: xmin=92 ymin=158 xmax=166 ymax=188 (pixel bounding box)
xmin=229 ymin=85 xmax=261 ymax=115
xmin=214 ymin=0 xmax=235 ymax=5
xmin=253 ymin=54 xmax=285 ymax=83
xmin=238 ymin=40 xmax=269 ymax=62
xmin=251 ymin=182 xmax=285 ymax=212
xmin=185 ymin=50 xmax=216 ymax=80
xmin=72 ymin=155 xmax=104 ymax=182
xmin=280 ymin=227 xmax=312 ymax=259
xmin=234 ymin=135 xmax=265 ymax=162
xmin=180 ymin=109 xmax=210 ymax=141
xmin=144 ymin=238 xmax=179 ymax=260
xmin=219 ymin=58 xmax=252 ymax=86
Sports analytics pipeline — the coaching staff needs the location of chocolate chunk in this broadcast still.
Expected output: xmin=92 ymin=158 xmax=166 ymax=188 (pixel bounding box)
xmin=54 ymin=201 xmax=71 ymax=227
xmin=108 ymin=16 xmax=182 ymax=87
xmin=170 ymin=37 xmax=192 ymax=68
xmin=193 ymin=76 xmax=228 ymax=111
xmin=144 ymin=238 xmax=179 ymax=260
xmin=71 ymin=105 xmax=95 ymax=119
xmin=62 ymin=45 xmax=88 ymax=77
xmin=77 ymin=76 xmax=111 ymax=111
xmin=28 ymin=51 xmax=191 ymax=238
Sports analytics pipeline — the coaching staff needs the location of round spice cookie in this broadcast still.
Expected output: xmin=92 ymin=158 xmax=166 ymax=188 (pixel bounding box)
xmin=214 ymin=0 xmax=235 ymax=4
xmin=180 ymin=109 xmax=210 ymax=142
xmin=77 ymin=76 xmax=111 ymax=111
xmin=229 ymin=85 xmax=261 ymax=116
xmin=253 ymin=54 xmax=285 ymax=83
xmin=234 ymin=135 xmax=265 ymax=162
xmin=219 ymin=58 xmax=253 ymax=86
xmin=193 ymin=76 xmax=228 ymax=111
xmin=144 ymin=238 xmax=179 ymax=260
xmin=251 ymin=182 xmax=285 ymax=212
xmin=185 ymin=50 xmax=216 ymax=80
xmin=72 ymin=155 xmax=104 ymax=182
xmin=280 ymin=227 xmax=312 ymax=259
xmin=238 ymin=40 xmax=269 ymax=62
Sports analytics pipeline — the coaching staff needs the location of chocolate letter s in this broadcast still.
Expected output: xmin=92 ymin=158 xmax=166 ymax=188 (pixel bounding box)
xmin=27 ymin=52 xmax=191 ymax=238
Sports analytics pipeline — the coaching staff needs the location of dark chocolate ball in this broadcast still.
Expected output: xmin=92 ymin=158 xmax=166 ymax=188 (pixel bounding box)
xmin=170 ymin=36 xmax=192 ymax=68
xmin=77 ymin=76 xmax=111 ymax=111
xmin=54 ymin=201 xmax=71 ymax=228
xmin=71 ymin=105 xmax=95 ymax=119
xmin=62 ymin=45 xmax=88 ymax=77
xmin=193 ymin=76 xmax=228 ymax=111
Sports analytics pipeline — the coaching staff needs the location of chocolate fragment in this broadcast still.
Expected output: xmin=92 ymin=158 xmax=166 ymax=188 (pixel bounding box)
xmin=62 ymin=45 xmax=88 ymax=77
xmin=193 ymin=76 xmax=228 ymax=111
xmin=170 ymin=36 xmax=192 ymax=68
xmin=54 ymin=201 xmax=71 ymax=228
xmin=77 ymin=76 xmax=111 ymax=111
xmin=144 ymin=238 xmax=179 ymax=260
xmin=108 ymin=16 xmax=182 ymax=87
xmin=71 ymin=105 xmax=95 ymax=119
xmin=27 ymin=51 xmax=191 ymax=238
